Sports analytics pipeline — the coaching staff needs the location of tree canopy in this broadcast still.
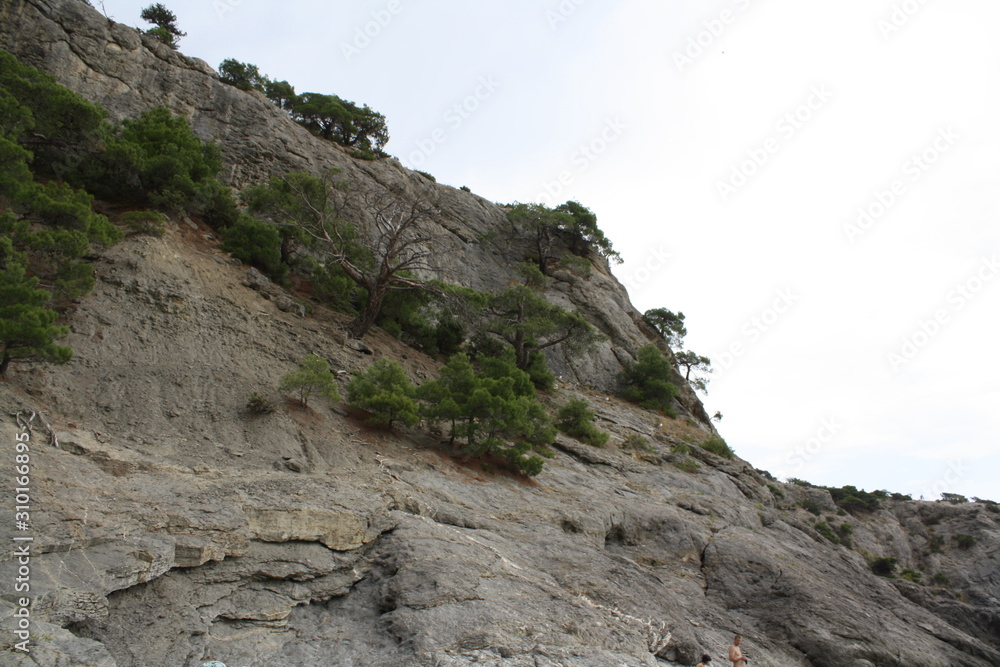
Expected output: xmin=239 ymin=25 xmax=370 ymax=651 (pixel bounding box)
xmin=0 ymin=50 xmax=124 ymax=375
xmin=417 ymin=352 xmax=554 ymax=475
xmin=347 ymin=359 xmax=419 ymax=429
xmin=217 ymin=59 xmax=389 ymax=156
xmin=140 ymin=3 xmax=186 ymax=49
xmin=0 ymin=235 xmax=71 ymax=377
xmin=643 ymin=308 xmax=687 ymax=348
xmin=292 ymin=93 xmax=389 ymax=155
xmin=506 ymin=200 xmax=620 ymax=275
xmin=617 ymin=344 xmax=679 ymax=415
xmin=243 ymin=170 xmax=438 ymax=339
xmin=674 ymin=350 xmax=712 ymax=393
xmin=278 ymin=354 xmax=340 ymax=406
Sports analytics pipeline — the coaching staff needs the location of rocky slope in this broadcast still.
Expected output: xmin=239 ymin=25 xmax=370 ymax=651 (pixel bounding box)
xmin=1 ymin=1 xmax=999 ymax=665
xmin=0 ymin=0 xmax=711 ymax=421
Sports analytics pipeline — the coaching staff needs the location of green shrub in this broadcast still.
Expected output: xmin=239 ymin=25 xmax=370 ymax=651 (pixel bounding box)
xmin=0 ymin=49 xmax=107 ymax=178
xmin=414 ymin=170 xmax=436 ymax=182
xmin=120 ymin=210 xmax=166 ymax=237
xmin=767 ymin=483 xmax=785 ymax=499
xmin=674 ymin=458 xmax=699 ymax=473
xmin=556 ymin=398 xmax=609 ymax=447
xmin=870 ymin=556 xmax=897 ymax=577
xmin=800 ymin=499 xmax=822 ymax=516
xmin=900 ymin=568 xmax=923 ymax=584
xmin=699 ymin=436 xmax=734 ymax=460
xmin=347 ymin=359 xmax=419 ymax=430
xmin=828 ymin=485 xmax=884 ymax=514
xmin=984 ymin=500 xmax=1000 ymax=514
xmin=300 ymin=257 xmax=362 ymax=314
xmin=279 ymin=354 xmax=340 ymax=406
xmin=81 ymin=107 xmax=236 ymax=225
xmin=788 ymin=478 xmax=814 ymax=488
xmin=526 ymin=351 xmax=555 ymax=391
xmin=931 ymin=573 xmax=949 ymax=586
xmin=617 ymin=344 xmax=679 ymax=414
xmin=623 ymin=433 xmax=652 ymax=452
xmin=670 ymin=441 xmax=691 ymax=456
xmin=0 ymin=52 xmax=124 ymax=375
xmin=837 ymin=522 xmax=854 ymax=547
xmin=557 ymin=254 xmax=592 ymax=277
xmin=246 ymin=392 xmax=274 ymax=414
xmin=928 ymin=534 xmax=945 ymax=553
xmin=0 ymin=235 xmax=72 ymax=377
xmin=417 ymin=352 xmax=554 ymax=475
xmin=955 ymin=534 xmax=975 ymax=550
xmin=815 ymin=522 xmax=838 ymax=543
xmin=221 ymin=215 xmax=288 ymax=284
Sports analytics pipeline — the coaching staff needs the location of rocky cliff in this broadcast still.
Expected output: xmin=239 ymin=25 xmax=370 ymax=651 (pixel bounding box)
xmin=1 ymin=1 xmax=999 ymax=666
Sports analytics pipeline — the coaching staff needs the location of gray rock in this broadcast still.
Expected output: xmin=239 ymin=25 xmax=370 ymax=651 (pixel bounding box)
xmin=0 ymin=3 xmax=998 ymax=667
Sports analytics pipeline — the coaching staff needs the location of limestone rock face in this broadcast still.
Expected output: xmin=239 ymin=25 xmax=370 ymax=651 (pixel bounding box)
xmin=0 ymin=0 xmax=704 ymax=412
xmin=1 ymin=3 xmax=999 ymax=667
xmin=0 ymin=228 xmax=998 ymax=666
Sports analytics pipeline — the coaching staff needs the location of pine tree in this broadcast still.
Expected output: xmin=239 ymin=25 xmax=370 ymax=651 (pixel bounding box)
xmin=278 ymin=354 xmax=340 ymax=406
xmin=0 ymin=237 xmax=71 ymax=377
xmin=418 ymin=352 xmax=553 ymax=475
xmin=346 ymin=359 xmax=419 ymax=429
xmin=140 ymin=4 xmax=186 ymax=49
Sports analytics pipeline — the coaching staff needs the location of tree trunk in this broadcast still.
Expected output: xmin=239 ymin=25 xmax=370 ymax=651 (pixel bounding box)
xmin=280 ymin=233 xmax=294 ymax=265
xmin=0 ymin=353 xmax=9 ymax=378
xmin=346 ymin=284 xmax=389 ymax=339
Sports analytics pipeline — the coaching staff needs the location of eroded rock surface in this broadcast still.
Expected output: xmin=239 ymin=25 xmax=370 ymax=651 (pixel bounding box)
xmin=0 ymin=2 xmax=998 ymax=666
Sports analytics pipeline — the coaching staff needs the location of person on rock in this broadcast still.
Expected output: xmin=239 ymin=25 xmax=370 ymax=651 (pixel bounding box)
xmin=696 ymin=653 xmax=713 ymax=667
xmin=729 ymin=635 xmax=748 ymax=666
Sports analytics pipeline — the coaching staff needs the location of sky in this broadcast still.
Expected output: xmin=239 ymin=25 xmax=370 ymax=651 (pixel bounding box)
xmin=93 ymin=0 xmax=1000 ymax=501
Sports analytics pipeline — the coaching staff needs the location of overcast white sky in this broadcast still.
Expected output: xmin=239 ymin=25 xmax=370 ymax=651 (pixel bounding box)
xmin=95 ymin=0 xmax=1000 ymax=501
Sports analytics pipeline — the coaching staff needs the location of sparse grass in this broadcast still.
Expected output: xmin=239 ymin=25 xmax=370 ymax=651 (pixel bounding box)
xmin=674 ymin=458 xmax=699 ymax=473
xmin=670 ymin=441 xmax=691 ymax=456
xmin=699 ymin=436 xmax=734 ymax=460
xmin=120 ymin=209 xmax=166 ymax=237
xmin=815 ymin=521 xmax=838 ymax=543
xmin=622 ymin=433 xmax=652 ymax=452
